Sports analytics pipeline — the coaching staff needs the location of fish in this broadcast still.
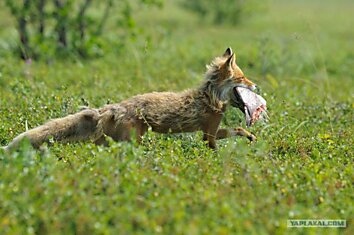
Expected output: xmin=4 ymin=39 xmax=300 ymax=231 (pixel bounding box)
xmin=230 ymin=87 xmax=268 ymax=127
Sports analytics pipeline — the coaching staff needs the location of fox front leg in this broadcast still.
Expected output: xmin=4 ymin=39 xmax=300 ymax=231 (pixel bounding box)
xmin=216 ymin=127 xmax=256 ymax=142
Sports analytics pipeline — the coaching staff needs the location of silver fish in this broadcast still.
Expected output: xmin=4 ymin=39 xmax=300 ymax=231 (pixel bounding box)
xmin=230 ymin=87 xmax=268 ymax=127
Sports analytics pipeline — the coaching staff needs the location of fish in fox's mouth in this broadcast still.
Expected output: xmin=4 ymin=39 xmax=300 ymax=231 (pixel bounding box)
xmin=230 ymin=86 xmax=268 ymax=127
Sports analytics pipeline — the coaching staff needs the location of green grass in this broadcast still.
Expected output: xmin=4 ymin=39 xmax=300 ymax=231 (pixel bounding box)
xmin=0 ymin=0 xmax=353 ymax=234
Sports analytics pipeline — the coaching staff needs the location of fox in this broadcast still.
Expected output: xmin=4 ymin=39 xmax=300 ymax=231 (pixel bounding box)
xmin=3 ymin=47 xmax=257 ymax=150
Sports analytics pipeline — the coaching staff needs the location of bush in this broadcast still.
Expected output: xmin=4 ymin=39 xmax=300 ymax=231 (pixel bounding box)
xmin=3 ymin=0 xmax=163 ymax=60
xmin=181 ymin=0 xmax=267 ymax=25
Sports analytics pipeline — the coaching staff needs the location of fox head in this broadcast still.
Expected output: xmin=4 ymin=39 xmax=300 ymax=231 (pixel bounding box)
xmin=205 ymin=47 xmax=256 ymax=101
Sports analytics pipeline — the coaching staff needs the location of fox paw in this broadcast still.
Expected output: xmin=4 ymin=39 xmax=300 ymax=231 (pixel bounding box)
xmin=247 ymin=134 xmax=257 ymax=142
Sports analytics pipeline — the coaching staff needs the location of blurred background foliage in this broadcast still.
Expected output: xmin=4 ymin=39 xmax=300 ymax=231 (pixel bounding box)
xmin=181 ymin=0 xmax=268 ymax=25
xmin=3 ymin=0 xmax=164 ymax=60
xmin=2 ymin=0 xmax=268 ymax=60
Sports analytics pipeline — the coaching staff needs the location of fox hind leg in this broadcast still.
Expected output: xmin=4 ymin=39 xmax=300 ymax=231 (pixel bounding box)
xmin=135 ymin=119 xmax=148 ymax=144
xmin=96 ymin=106 xmax=148 ymax=145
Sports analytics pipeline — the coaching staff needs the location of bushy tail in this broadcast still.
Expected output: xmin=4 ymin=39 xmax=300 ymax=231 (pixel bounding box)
xmin=4 ymin=108 xmax=104 ymax=151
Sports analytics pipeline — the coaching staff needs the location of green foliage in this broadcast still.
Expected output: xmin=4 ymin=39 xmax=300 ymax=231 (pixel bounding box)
xmin=181 ymin=0 xmax=267 ymax=25
xmin=0 ymin=0 xmax=353 ymax=234
xmin=3 ymin=0 xmax=163 ymax=60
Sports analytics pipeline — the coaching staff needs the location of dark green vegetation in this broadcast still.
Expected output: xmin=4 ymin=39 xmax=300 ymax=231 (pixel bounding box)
xmin=3 ymin=0 xmax=163 ymax=59
xmin=0 ymin=0 xmax=353 ymax=234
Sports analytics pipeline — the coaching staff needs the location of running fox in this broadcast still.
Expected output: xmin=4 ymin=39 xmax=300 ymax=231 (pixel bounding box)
xmin=4 ymin=47 xmax=257 ymax=150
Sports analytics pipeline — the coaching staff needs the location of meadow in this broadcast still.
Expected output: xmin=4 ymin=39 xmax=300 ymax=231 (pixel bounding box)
xmin=0 ymin=0 xmax=353 ymax=234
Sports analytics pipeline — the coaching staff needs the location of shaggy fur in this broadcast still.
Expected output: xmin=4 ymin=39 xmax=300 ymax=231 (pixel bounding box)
xmin=4 ymin=47 xmax=257 ymax=150
xmin=95 ymin=47 xmax=257 ymax=148
xmin=4 ymin=108 xmax=103 ymax=151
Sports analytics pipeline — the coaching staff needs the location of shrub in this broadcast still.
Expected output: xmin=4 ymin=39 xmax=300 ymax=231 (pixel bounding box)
xmin=4 ymin=0 xmax=163 ymax=60
xmin=181 ymin=0 xmax=267 ymax=25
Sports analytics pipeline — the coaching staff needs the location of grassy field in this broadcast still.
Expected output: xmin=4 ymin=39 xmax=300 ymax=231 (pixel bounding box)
xmin=0 ymin=0 xmax=353 ymax=234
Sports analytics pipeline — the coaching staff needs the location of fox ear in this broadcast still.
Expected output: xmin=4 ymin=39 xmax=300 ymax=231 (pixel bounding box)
xmin=226 ymin=53 xmax=236 ymax=68
xmin=223 ymin=47 xmax=233 ymax=57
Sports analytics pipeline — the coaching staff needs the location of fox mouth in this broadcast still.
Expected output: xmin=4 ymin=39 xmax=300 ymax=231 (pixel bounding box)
xmin=230 ymin=86 xmax=268 ymax=127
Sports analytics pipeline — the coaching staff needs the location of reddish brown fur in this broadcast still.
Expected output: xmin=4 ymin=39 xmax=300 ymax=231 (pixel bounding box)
xmin=4 ymin=48 xmax=257 ymax=150
xmin=4 ymin=108 xmax=103 ymax=151
xmin=95 ymin=48 xmax=257 ymax=148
